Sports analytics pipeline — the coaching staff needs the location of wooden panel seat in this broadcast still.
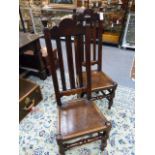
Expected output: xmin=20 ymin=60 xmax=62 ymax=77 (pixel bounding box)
xmin=82 ymin=71 xmax=116 ymax=91
xmin=59 ymin=99 xmax=108 ymax=140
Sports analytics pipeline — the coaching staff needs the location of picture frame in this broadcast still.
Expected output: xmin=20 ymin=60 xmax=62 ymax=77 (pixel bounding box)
xmin=48 ymin=0 xmax=77 ymax=9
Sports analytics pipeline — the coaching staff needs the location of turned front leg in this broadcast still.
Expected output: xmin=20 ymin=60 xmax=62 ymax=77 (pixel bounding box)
xmin=56 ymin=135 xmax=65 ymax=155
xmin=108 ymin=84 xmax=117 ymax=109
xmin=101 ymin=121 xmax=112 ymax=151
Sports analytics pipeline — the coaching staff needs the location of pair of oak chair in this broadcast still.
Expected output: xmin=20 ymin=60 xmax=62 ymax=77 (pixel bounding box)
xmin=44 ymin=9 xmax=117 ymax=155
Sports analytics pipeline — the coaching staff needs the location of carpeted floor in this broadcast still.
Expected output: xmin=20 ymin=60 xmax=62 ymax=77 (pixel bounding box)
xmin=101 ymin=46 xmax=135 ymax=89
xmin=19 ymin=75 xmax=135 ymax=155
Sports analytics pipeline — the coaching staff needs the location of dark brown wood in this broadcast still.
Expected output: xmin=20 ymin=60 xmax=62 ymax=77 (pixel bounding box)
xmin=82 ymin=71 xmax=118 ymax=109
xmin=57 ymin=135 xmax=65 ymax=155
xmin=19 ymin=32 xmax=47 ymax=80
xmin=65 ymin=36 xmax=76 ymax=89
xmin=44 ymin=19 xmax=91 ymax=105
xmin=44 ymin=28 xmax=61 ymax=105
xmin=73 ymin=9 xmax=118 ymax=109
xmin=56 ymin=99 xmax=111 ymax=153
xmin=59 ymin=99 xmax=108 ymax=140
xmin=97 ymin=21 xmax=103 ymax=71
xmin=64 ymin=132 xmax=103 ymax=150
xmin=44 ymin=18 xmax=111 ymax=154
xmin=85 ymin=26 xmax=91 ymax=100
xmin=19 ymin=78 xmax=42 ymax=122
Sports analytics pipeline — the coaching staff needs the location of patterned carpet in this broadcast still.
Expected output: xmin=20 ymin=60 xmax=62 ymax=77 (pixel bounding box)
xmin=19 ymin=76 xmax=135 ymax=155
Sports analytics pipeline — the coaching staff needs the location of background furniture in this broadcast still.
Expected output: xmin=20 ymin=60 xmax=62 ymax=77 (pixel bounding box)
xmin=41 ymin=7 xmax=73 ymax=28
xmin=19 ymin=32 xmax=47 ymax=79
xmin=74 ymin=9 xmax=117 ymax=109
xmin=19 ymin=78 xmax=42 ymax=122
xmin=19 ymin=0 xmax=135 ymax=46
xmin=19 ymin=5 xmax=44 ymax=34
xmin=89 ymin=0 xmax=134 ymax=46
xmin=44 ymin=18 xmax=111 ymax=154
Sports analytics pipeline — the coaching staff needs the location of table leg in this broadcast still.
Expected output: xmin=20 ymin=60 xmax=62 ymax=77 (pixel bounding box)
xmin=35 ymin=39 xmax=47 ymax=80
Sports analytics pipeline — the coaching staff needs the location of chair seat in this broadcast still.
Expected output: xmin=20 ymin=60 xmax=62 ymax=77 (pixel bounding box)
xmin=59 ymin=99 xmax=108 ymax=140
xmin=82 ymin=71 xmax=116 ymax=91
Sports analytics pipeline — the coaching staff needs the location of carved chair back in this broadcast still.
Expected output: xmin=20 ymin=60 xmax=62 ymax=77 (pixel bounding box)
xmin=73 ymin=9 xmax=104 ymax=71
xmin=44 ymin=19 xmax=92 ymax=106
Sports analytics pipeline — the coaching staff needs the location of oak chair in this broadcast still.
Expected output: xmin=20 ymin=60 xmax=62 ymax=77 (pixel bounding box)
xmin=73 ymin=9 xmax=118 ymax=109
xmin=44 ymin=19 xmax=111 ymax=155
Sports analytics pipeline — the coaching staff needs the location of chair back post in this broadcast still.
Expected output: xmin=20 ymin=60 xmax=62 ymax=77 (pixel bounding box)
xmin=97 ymin=20 xmax=104 ymax=71
xmin=44 ymin=28 xmax=61 ymax=106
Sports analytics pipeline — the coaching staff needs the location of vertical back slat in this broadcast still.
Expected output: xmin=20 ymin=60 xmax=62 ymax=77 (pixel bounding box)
xmin=98 ymin=22 xmax=103 ymax=71
xmin=44 ymin=28 xmax=61 ymax=105
xmin=85 ymin=27 xmax=91 ymax=99
xmin=65 ymin=36 xmax=76 ymax=89
xmin=81 ymin=36 xmax=85 ymax=62
xmin=56 ymin=38 xmax=67 ymax=90
xmin=75 ymin=34 xmax=83 ymax=87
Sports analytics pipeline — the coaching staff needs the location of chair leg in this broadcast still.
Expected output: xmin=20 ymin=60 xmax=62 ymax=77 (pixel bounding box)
xmin=96 ymin=91 xmax=99 ymax=94
xmin=101 ymin=121 xmax=111 ymax=151
xmin=108 ymin=96 xmax=114 ymax=110
xmin=80 ymin=92 xmax=85 ymax=98
xmin=101 ymin=132 xmax=108 ymax=151
xmin=108 ymin=84 xmax=117 ymax=109
xmin=56 ymin=135 xmax=65 ymax=155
